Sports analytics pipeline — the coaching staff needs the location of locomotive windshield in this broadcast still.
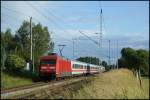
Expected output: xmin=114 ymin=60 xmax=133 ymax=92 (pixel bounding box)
xmin=41 ymin=60 xmax=56 ymax=65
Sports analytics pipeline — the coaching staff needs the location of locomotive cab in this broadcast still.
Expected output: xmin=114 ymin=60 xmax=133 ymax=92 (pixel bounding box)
xmin=40 ymin=60 xmax=56 ymax=72
xmin=39 ymin=56 xmax=57 ymax=79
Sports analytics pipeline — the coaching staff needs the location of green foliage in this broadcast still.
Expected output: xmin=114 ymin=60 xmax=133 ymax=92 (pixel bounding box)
xmin=15 ymin=21 xmax=32 ymax=60
xmin=121 ymin=48 xmax=138 ymax=69
xmin=102 ymin=61 xmax=107 ymax=67
xmin=120 ymin=47 xmax=149 ymax=75
xmin=136 ymin=49 xmax=149 ymax=75
xmin=76 ymin=56 xmax=100 ymax=65
xmin=1 ymin=29 xmax=14 ymax=70
xmin=1 ymin=20 xmax=54 ymax=72
xmin=1 ymin=45 xmax=6 ymax=70
xmin=1 ymin=32 xmax=6 ymax=69
xmin=101 ymin=61 xmax=110 ymax=70
xmin=32 ymin=23 xmax=54 ymax=68
xmin=118 ymin=58 xmax=128 ymax=68
xmin=5 ymin=54 xmax=26 ymax=70
xmin=15 ymin=21 xmax=54 ymax=71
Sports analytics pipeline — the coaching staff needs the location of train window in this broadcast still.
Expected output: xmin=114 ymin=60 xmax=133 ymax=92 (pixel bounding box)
xmin=73 ymin=64 xmax=76 ymax=68
xmin=41 ymin=60 xmax=56 ymax=65
xmin=81 ymin=65 xmax=83 ymax=69
xmin=76 ymin=64 xmax=78 ymax=68
xmin=80 ymin=65 xmax=83 ymax=69
xmin=73 ymin=64 xmax=80 ymax=69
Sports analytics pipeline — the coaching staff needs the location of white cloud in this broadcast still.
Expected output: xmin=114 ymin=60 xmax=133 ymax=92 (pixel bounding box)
xmin=1 ymin=1 xmax=60 ymax=34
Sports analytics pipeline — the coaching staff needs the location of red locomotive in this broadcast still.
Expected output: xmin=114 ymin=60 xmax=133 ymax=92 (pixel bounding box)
xmin=39 ymin=53 xmax=105 ymax=80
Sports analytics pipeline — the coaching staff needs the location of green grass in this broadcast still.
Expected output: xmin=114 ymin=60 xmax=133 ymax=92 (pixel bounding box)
xmin=1 ymin=71 xmax=33 ymax=88
xmin=64 ymin=69 xmax=149 ymax=99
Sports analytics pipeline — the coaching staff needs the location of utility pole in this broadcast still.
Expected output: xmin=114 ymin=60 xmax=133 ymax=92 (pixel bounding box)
xmin=99 ymin=9 xmax=103 ymax=66
xmin=108 ymin=40 xmax=111 ymax=67
xmin=116 ymin=40 xmax=118 ymax=69
xmin=112 ymin=41 xmax=115 ymax=69
xmin=30 ymin=17 xmax=33 ymax=72
xmin=100 ymin=9 xmax=103 ymax=49
xmin=72 ymin=39 xmax=75 ymax=60
xmin=58 ymin=44 xmax=66 ymax=57
xmin=95 ymin=8 xmax=103 ymax=65
xmin=33 ymin=38 xmax=35 ymax=72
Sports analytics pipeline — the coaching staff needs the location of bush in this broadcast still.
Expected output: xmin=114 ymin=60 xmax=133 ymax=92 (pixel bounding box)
xmin=5 ymin=54 xmax=26 ymax=71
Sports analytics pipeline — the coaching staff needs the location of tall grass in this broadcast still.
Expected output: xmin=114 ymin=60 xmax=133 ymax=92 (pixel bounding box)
xmin=1 ymin=71 xmax=33 ymax=88
xmin=63 ymin=69 xmax=149 ymax=99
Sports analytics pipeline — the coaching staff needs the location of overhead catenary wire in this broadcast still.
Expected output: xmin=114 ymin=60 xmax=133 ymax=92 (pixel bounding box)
xmin=36 ymin=2 xmax=102 ymax=43
xmin=1 ymin=20 xmax=20 ymax=30
xmin=79 ymin=31 xmax=99 ymax=46
xmin=2 ymin=6 xmax=39 ymax=22
xmin=2 ymin=4 xmax=71 ymax=42
xmin=2 ymin=2 xmax=124 ymax=65
xmin=36 ymin=2 xmax=87 ymax=38
xmin=33 ymin=2 xmax=107 ymax=61
xmin=25 ymin=1 xmax=73 ymax=42
xmin=1 ymin=12 xmax=26 ymax=23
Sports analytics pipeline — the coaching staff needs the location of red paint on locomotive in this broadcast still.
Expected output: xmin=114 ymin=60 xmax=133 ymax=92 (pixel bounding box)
xmin=39 ymin=54 xmax=71 ymax=80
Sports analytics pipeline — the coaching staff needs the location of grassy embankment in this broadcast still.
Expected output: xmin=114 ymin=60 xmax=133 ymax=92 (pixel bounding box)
xmin=1 ymin=71 xmax=33 ymax=88
xmin=64 ymin=69 xmax=149 ymax=99
xmin=1 ymin=69 xmax=149 ymax=99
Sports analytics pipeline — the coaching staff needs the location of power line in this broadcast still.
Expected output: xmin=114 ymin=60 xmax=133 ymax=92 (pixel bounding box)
xmin=25 ymin=2 xmax=108 ymax=61
xmin=36 ymin=2 xmax=101 ymax=42
xmin=39 ymin=5 xmax=79 ymax=38
xmin=58 ymin=44 xmax=66 ymax=57
xmin=79 ymin=31 xmax=99 ymax=46
xmin=2 ymin=4 xmax=71 ymax=41
xmin=2 ymin=5 xmax=73 ymax=43
xmin=2 ymin=6 xmax=39 ymax=22
xmin=25 ymin=1 xmax=73 ymax=42
xmin=1 ymin=12 xmax=25 ymax=22
xmin=1 ymin=20 xmax=19 ymax=30
xmin=73 ymin=37 xmax=110 ymax=59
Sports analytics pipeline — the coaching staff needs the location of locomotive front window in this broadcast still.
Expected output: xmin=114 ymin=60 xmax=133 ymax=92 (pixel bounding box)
xmin=41 ymin=60 xmax=56 ymax=65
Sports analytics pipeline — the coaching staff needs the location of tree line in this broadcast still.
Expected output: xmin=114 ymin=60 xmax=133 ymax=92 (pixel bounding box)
xmin=76 ymin=47 xmax=149 ymax=76
xmin=76 ymin=56 xmax=100 ymax=65
xmin=118 ymin=47 xmax=149 ymax=76
xmin=1 ymin=20 xmax=54 ymax=72
xmin=76 ymin=56 xmax=111 ymax=70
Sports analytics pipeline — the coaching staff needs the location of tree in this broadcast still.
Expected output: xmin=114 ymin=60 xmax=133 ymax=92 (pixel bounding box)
xmin=5 ymin=54 xmax=26 ymax=71
xmin=1 ymin=20 xmax=54 ymax=72
xmin=15 ymin=21 xmax=54 ymax=71
xmin=118 ymin=58 xmax=128 ymax=68
xmin=102 ymin=61 xmax=110 ymax=70
xmin=16 ymin=21 xmax=31 ymax=60
xmin=136 ymin=49 xmax=149 ymax=75
xmin=3 ymin=29 xmax=13 ymax=54
xmin=121 ymin=47 xmax=138 ymax=70
xmin=76 ymin=56 xmax=101 ymax=65
xmin=102 ymin=61 xmax=107 ymax=67
xmin=1 ymin=32 xmax=6 ymax=70
xmin=32 ymin=23 xmax=54 ymax=68
xmin=121 ymin=47 xmax=149 ymax=77
xmin=1 ymin=29 xmax=14 ymax=70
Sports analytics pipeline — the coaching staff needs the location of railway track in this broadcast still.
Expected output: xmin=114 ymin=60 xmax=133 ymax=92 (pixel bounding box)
xmin=1 ymin=82 xmax=46 ymax=94
xmin=1 ymin=77 xmax=87 ymax=99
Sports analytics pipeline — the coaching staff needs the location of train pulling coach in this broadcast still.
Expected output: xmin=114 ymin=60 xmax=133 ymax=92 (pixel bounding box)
xmin=39 ymin=53 xmax=105 ymax=80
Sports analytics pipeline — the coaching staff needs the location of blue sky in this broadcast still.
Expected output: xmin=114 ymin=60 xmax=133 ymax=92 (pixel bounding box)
xmin=1 ymin=1 xmax=149 ymax=64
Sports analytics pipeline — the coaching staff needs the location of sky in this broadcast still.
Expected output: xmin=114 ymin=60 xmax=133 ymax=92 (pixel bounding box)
xmin=1 ymin=1 xmax=149 ymax=64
